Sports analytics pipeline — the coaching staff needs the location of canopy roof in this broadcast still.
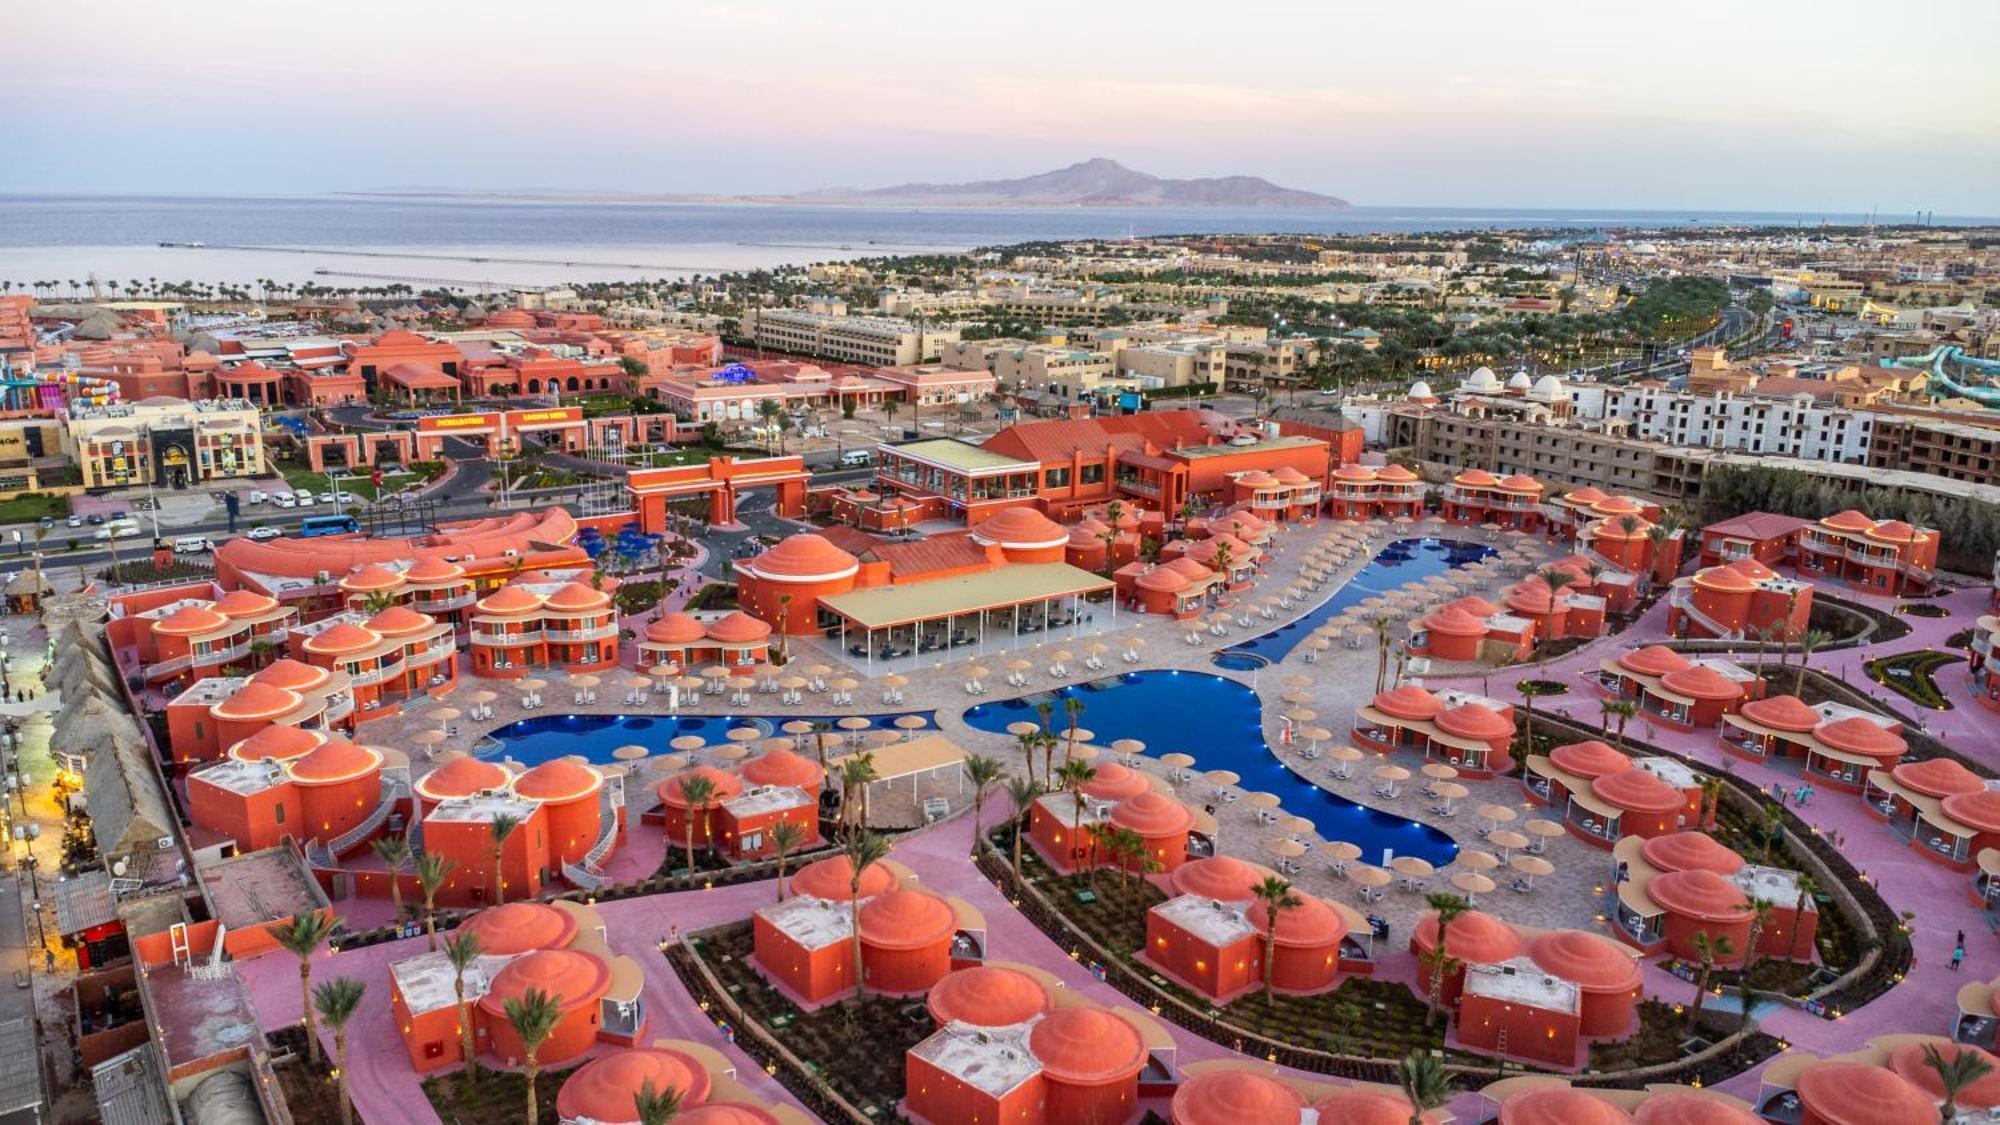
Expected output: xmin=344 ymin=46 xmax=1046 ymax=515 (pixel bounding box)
xmin=818 ymin=563 xmax=1110 ymax=630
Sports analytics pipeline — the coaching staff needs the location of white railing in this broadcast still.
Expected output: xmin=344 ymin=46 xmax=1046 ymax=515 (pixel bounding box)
xmin=412 ymin=591 xmax=476 ymax=611
xmin=562 ymin=789 xmax=620 ymax=890
xmin=545 ymin=624 xmax=618 ymax=643
xmin=405 ymin=641 xmax=457 ymax=666
xmin=347 ymin=659 xmax=405 ymax=688
xmin=144 ymin=637 xmax=253 ymax=679
xmin=1668 ymin=587 xmax=1741 ymax=640
xmin=472 ymin=629 xmax=544 ymax=646
xmin=326 ymin=775 xmax=406 ymax=856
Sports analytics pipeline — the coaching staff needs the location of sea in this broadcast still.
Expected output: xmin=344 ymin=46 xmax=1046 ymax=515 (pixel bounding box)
xmin=0 ymin=193 xmax=1991 ymax=292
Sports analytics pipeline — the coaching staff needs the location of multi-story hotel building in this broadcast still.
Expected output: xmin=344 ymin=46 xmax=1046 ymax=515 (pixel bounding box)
xmin=742 ymin=307 xmax=960 ymax=366
xmin=66 ymin=397 xmax=265 ymax=489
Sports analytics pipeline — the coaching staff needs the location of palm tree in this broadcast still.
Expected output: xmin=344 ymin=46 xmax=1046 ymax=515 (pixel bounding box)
xmin=1061 ymin=698 xmax=1086 ymax=766
xmin=1685 ymin=931 xmax=1735 ymax=1033
xmin=838 ymin=755 xmax=877 ymax=830
xmin=1698 ymin=776 xmax=1724 ymax=829
xmin=1013 ymin=729 xmax=1041 ymax=789
xmin=1038 ymin=731 xmax=1061 ymax=793
xmin=770 ymin=819 xmax=806 ymax=902
xmin=443 ymin=931 xmax=483 ymax=1084
xmin=274 ymin=911 xmax=338 ymax=1066
xmin=1005 ymin=776 xmax=1038 ymax=876
xmin=1516 ymin=679 xmax=1562 ymax=763
xmin=1738 ymin=897 xmax=1776 ymax=1036
xmin=488 ymin=814 xmax=519 ymax=905
xmin=414 ymin=853 xmax=456 ymax=951
xmin=1793 ymin=628 xmax=1832 ymax=696
xmin=964 ymin=755 xmax=1004 ymax=858
xmin=371 ymin=834 xmax=411 ymax=926
xmin=633 ymin=1078 xmax=685 ymax=1125
xmin=503 ymin=987 xmax=564 ymax=1125
xmin=1057 ymin=760 xmax=1099 ymax=880
xmin=775 ymin=593 xmax=792 ymax=663
xmin=1532 ymin=568 xmax=1581 ymax=658
xmin=677 ymin=774 xmax=717 ymax=875
xmin=1759 ymin=804 xmax=1784 ymax=864
xmin=1372 ymin=616 xmax=1394 ymax=694
xmin=1923 ymin=1042 xmax=1995 ymax=1121
xmin=1422 ymin=893 xmax=1470 ymax=1029
xmin=809 ymin=720 xmax=833 ymax=770
xmin=1604 ymin=699 xmax=1638 ymax=751
xmin=1034 ymin=700 xmax=1054 ymax=734
xmin=360 ymin=590 xmax=397 ymax=615
xmin=1251 ymin=876 xmax=1303 ymax=1008
xmin=312 ymin=977 xmax=366 ymax=1125
xmin=1787 ymin=873 xmax=1819 ymax=962
xmin=1397 ymin=1049 xmax=1454 ymax=1125
xmin=842 ymin=830 xmax=889 ymax=1002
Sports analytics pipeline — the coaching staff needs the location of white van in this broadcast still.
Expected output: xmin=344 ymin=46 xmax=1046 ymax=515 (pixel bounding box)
xmin=838 ymin=449 xmax=873 ymax=468
xmin=248 ymin=489 xmax=268 ymax=504
xmin=173 ymin=535 xmax=215 ymax=554
xmin=93 ymin=519 xmax=143 ymax=540
xmin=294 ymin=492 xmax=315 ymax=507
xmin=275 ymin=493 xmax=297 ymax=508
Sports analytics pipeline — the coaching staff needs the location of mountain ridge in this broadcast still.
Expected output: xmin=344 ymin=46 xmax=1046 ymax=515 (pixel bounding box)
xmin=796 ymin=158 xmax=1348 ymax=208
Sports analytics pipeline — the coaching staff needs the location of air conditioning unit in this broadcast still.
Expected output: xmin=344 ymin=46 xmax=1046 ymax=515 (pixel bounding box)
xmin=156 ymin=835 xmax=176 ymax=850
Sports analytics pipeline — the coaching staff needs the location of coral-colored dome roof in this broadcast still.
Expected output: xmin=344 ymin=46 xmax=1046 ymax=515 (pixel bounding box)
xmin=514 ymin=758 xmax=602 ymax=802
xmin=677 ymin=1105 xmax=782 ymax=1125
xmin=1691 ymin=565 xmax=1756 ymax=594
xmin=1420 ymin=606 xmax=1489 ymax=636
xmin=1069 ymin=522 xmax=1111 ymax=549
xmin=1820 ymin=510 xmax=1874 ymax=532
xmin=556 ymin=1048 xmax=713 ymax=1125
xmin=1641 ymin=832 xmax=1744 ymax=876
xmin=1376 ymin=463 xmax=1418 ymax=482
xmin=1453 ymin=469 xmax=1499 ymax=487
xmin=704 ymin=611 xmax=772 ymax=644
xmin=417 ymin=756 xmax=512 ymax=801
xmin=479 ymin=948 xmax=611 ymax=1015
xmin=1504 ymin=581 xmax=1555 ymax=615
xmin=1646 ymin=869 xmax=1752 ymax=923
xmin=373 ymin=328 xmax=429 ymax=346
xmin=1136 ymin=568 xmax=1193 ymax=593
xmin=1590 ymin=516 xmax=1654 ymax=540
xmin=212 ymin=589 xmax=279 ymax=618
xmin=1108 ymin=791 xmax=1195 ymax=837
xmin=657 ymin=765 xmax=745 ymax=810
xmin=741 ymin=747 xmax=822 ymax=790
xmin=925 ymin=966 xmax=1053 ymax=1028
xmin=211 ymin=681 xmax=302 ymax=722
xmin=1372 ymin=685 xmax=1443 ymax=721
xmin=1815 ymin=717 xmax=1907 ymax=760
xmin=1660 ymin=665 xmax=1744 ymax=701
xmin=1233 ymin=471 xmax=1280 ymax=489
xmin=1499 ymin=1088 xmax=1632 ymax=1125
xmin=454 ymin=901 xmax=576 ymax=956
xmin=1247 ymin=891 xmax=1344 ymax=948
xmin=1890 ymin=1041 xmax=2000 ymax=1109
xmin=1163 ymin=557 xmax=1214 ymax=581
xmin=1499 ymin=473 xmax=1544 ymax=493
xmin=303 ymin=621 xmax=380 ymax=655
xmin=249 ymin=658 xmax=331 ymax=694
xmin=1529 ymin=930 xmax=1642 ymax=992
xmin=1795 ymin=1061 xmax=1936 ymax=1125
xmin=1590 ymin=496 xmax=1643 ymax=517
xmin=859 ymin=889 xmax=956 ymax=950
xmin=1436 ymin=703 xmax=1514 ymax=742
xmin=1029 ymin=1007 xmax=1147 ymax=1084
xmin=365 ymin=605 xmax=434 ymax=637
xmin=1080 ymin=761 xmax=1152 ymax=802
xmin=1618 ymin=645 xmax=1692 ymax=677
xmin=229 ymin=724 xmax=324 ymax=763
xmin=544 ymin=581 xmax=611 ymax=611
xmin=1727 ymin=557 xmax=1780 ymax=582
xmin=155 ymin=604 xmax=229 ymax=636
xmin=970 ymin=507 xmax=1070 ymax=549
xmin=289 ymin=738 xmax=381 ymax=784
xmin=1335 ymin=463 xmax=1377 ymax=482
xmin=1942 ymin=790 xmax=2000 ymax=835
xmin=1171 ymin=1070 xmax=1306 ymax=1125
xmin=646 ymin=612 xmax=707 ymax=645
xmin=1311 ymin=1089 xmax=1435 ymax=1125
xmin=790 ymin=855 xmax=898 ymax=901
xmin=1414 ymin=910 xmax=1520 ymax=964
xmin=1564 ymin=486 xmax=1607 ymax=505
xmin=1866 ymin=519 xmax=1920 ymax=543
xmin=1169 ymin=856 xmax=1269 ymax=902
xmin=474 ymin=584 xmax=544 ymax=615
xmin=1449 ymin=596 xmax=1500 ymax=618
xmin=1549 ymin=740 xmax=1631 ymax=779
xmin=1893 ymin=757 xmax=1985 ymax=798
xmin=1739 ymin=695 xmax=1822 ymax=733
xmin=403 ymin=557 xmax=465 ymax=583
xmin=339 ymin=565 xmax=405 ymax=593
xmin=1630 ymin=1093 xmax=1759 ymax=1125
xmin=486 ymin=309 xmax=535 ymax=328
xmin=1592 ymin=768 xmax=1685 ymax=815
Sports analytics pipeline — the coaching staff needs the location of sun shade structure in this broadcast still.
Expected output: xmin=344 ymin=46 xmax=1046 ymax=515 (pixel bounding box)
xmin=817 ymin=563 xmax=1112 ymax=630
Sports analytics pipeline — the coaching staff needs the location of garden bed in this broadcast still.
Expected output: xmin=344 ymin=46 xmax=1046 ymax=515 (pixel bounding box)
xmin=1897 ymin=603 xmax=1949 ymax=619
xmin=1864 ymin=650 xmax=1962 ymax=711
xmin=421 ymin=1058 xmax=578 ymax=1125
xmin=268 ymin=1025 xmax=357 ymax=1125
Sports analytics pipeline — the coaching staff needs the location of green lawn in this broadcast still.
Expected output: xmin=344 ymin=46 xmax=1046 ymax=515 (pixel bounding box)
xmin=276 ymin=463 xmax=433 ymax=501
xmin=0 ymin=492 xmax=71 ymax=526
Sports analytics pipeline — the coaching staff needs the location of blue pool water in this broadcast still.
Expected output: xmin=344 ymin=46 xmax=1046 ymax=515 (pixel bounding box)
xmin=1216 ymin=537 xmax=1496 ymax=666
xmin=962 ymin=671 xmax=1458 ymax=866
xmin=486 ymin=710 xmax=936 ymax=766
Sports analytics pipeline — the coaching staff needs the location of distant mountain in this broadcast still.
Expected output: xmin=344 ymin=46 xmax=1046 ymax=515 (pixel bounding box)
xmin=793 ymin=158 xmax=1348 ymax=209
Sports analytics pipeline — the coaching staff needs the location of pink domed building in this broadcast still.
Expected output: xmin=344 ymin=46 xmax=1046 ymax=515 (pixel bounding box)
xmin=1528 ymin=930 xmax=1642 ymax=1036
xmin=555 ymin=1046 xmax=713 ymax=1125
xmin=858 ymin=889 xmax=958 ymax=994
xmin=924 ymin=965 xmax=1054 ymax=1028
xmin=1170 ymin=1070 xmax=1305 ymax=1125
xmin=513 ymin=759 xmax=610 ymax=867
xmin=1029 ymin=1007 xmax=1148 ymax=1125
xmin=477 ymin=948 xmax=613 ymax=1065
xmin=1409 ymin=909 xmax=1520 ymax=1006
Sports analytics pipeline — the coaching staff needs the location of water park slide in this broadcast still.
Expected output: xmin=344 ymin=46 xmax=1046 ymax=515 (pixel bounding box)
xmin=1885 ymin=345 xmax=2000 ymax=409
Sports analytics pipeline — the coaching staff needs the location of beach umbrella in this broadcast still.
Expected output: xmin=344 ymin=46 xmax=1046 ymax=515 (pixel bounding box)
xmin=725 ymin=726 xmax=762 ymax=743
xmin=866 ymin=729 xmax=902 ymax=747
xmin=1420 ymin=762 xmax=1459 ymax=781
xmin=1433 ymin=781 xmax=1469 ymax=803
xmin=711 ymin=744 xmax=750 ymax=762
xmin=1069 ymin=744 xmax=1100 ymax=761
xmin=1390 ymin=855 xmax=1435 ymax=879
xmin=1350 ymin=864 xmax=1391 ymax=888
xmin=1301 ymin=726 xmax=1332 ymax=752
xmin=1051 ymin=649 xmax=1073 ymax=664
xmin=804 ymin=663 xmax=833 ymax=678
xmin=1476 ymin=803 xmax=1518 ymax=824
xmin=1308 ymin=637 xmax=1332 ymax=653
xmin=612 ymin=744 xmax=649 ymax=761
xmin=1263 ymin=838 xmax=1307 ymax=859
xmin=1159 ymin=752 xmax=1197 ymax=770
xmin=1245 ymin=791 xmax=1283 ymax=809
xmin=1489 ymin=829 xmax=1530 ymax=857
xmin=1110 ymin=738 xmax=1146 ymax=757
xmin=966 ymin=664 xmax=991 ymax=680
xmin=1321 ymin=841 xmax=1362 ymax=862
xmin=648 ymin=665 xmax=679 ymax=680
xmin=1204 ymin=769 xmax=1240 ymax=787
xmin=409 ymin=729 xmax=446 ymax=747
xmin=1281 ymin=691 xmax=1313 ymax=706
xmin=1283 ymin=707 xmax=1317 ymax=724
xmin=1372 ymin=764 xmax=1411 ymax=782
xmin=1451 ymin=872 xmax=1496 ymax=902
xmin=1330 ymin=746 xmax=1365 ymax=763
xmin=669 ymin=735 xmax=706 ymax=753
xmin=1279 ymin=815 xmax=1314 ymax=836
xmin=652 ymin=753 xmax=690 ymax=772
xmin=1456 ymin=850 xmax=1501 ymax=872
xmin=760 ymin=737 xmax=797 ymax=754
xmin=1510 ymin=854 xmax=1553 ymax=889
xmin=1085 ymin=641 xmax=1110 ymax=655
xmin=1006 ymin=658 xmax=1033 ymax=672
xmin=831 ymin=677 xmax=858 ymax=692
xmin=1006 ymin=720 xmax=1040 ymax=736
xmin=1282 ymin=673 xmax=1313 ymax=689
xmin=430 ymin=706 xmax=462 ymax=729
xmin=893 ymin=714 xmax=928 ymax=736
xmin=1524 ymin=819 xmax=1564 ymax=851
xmin=464 ymin=689 xmax=497 ymax=705
xmin=1065 ymin=729 xmax=1095 ymax=746
xmin=883 ymin=673 xmax=910 ymax=689
xmin=779 ymin=676 xmax=808 ymax=692
xmin=568 ymin=674 xmax=600 ymax=689
xmin=781 ymin=720 xmax=815 ymax=736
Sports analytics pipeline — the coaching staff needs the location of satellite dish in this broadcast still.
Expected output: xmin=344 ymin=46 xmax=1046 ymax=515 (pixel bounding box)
xmin=112 ymin=858 xmax=128 ymax=877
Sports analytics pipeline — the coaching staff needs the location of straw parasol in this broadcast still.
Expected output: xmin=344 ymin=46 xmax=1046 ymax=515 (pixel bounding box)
xmin=1308 ymin=637 xmax=1332 ymax=653
xmin=804 ymin=662 xmax=833 ymax=678
xmin=1085 ymin=641 xmax=1110 ymax=655
xmin=1283 ymin=707 xmax=1317 ymax=724
xmin=1301 ymin=727 xmax=1333 ymax=752
xmin=893 ymin=714 xmax=928 ymax=733
xmin=1456 ymin=850 xmax=1501 ymax=871
xmin=702 ymin=666 xmax=731 ymax=682
xmin=711 ymin=744 xmax=750 ymax=762
xmin=651 ymin=753 xmax=690 ymax=772
xmin=728 ymin=677 xmax=756 ymax=693
xmin=1477 ymin=803 xmax=1518 ymax=824
xmin=465 ymin=689 xmax=497 ymax=705
xmin=1510 ymin=855 xmax=1554 ymax=888
xmin=1005 ymin=719 xmax=1041 ymax=737
xmin=1450 ymin=872 xmax=1496 ymax=901
xmin=866 ymin=728 xmax=902 ymax=747
xmin=1420 ymin=762 xmax=1459 ymax=781
xmin=1489 ymin=829 xmax=1530 ymax=856
xmin=430 ymin=706 xmax=462 ymax=727
xmin=1006 ymin=658 xmax=1033 ymax=672
xmin=648 ymin=665 xmax=678 ymax=679
xmin=1330 ymin=745 xmax=1365 ymax=763
xmin=966 ymin=664 xmax=991 ymax=681
xmin=1263 ymin=838 xmax=1307 ymax=859
xmin=1282 ymin=674 xmax=1313 ymax=688
xmin=883 ymin=673 xmax=910 ymax=689
xmin=1069 ymin=744 xmax=1100 ymax=761
xmin=409 ymin=729 xmax=446 ymax=747
xmin=1350 ymin=864 xmax=1391 ymax=888
xmin=837 ymin=716 xmax=872 ymax=733
xmin=1390 ymin=856 xmax=1435 ymax=879
xmin=1159 ymin=752 xmax=1197 ymax=770
xmin=1050 ymin=649 xmax=1073 ymax=665
xmin=831 ymin=677 xmax=858 ymax=693
xmin=569 ymin=674 xmax=601 ymax=689
xmin=1321 ymin=841 xmax=1362 ymax=862
xmin=1245 ymin=791 xmax=1283 ymax=809
xmin=1204 ymin=769 xmax=1240 ymax=787
xmin=1110 ymin=738 xmax=1146 ymax=757
xmin=1279 ymin=814 xmax=1314 ymax=836
xmin=612 ymin=744 xmax=649 ymax=761
xmin=1524 ymin=818 xmax=1564 ymax=839
xmin=725 ymin=726 xmax=762 ymax=744
xmin=1372 ymin=764 xmax=1411 ymax=783
xmin=1433 ymin=781 xmax=1469 ymax=802
xmin=670 ymin=735 xmax=707 ymax=753
xmin=760 ymin=737 xmax=797 ymax=754
xmin=1280 ymin=691 xmax=1313 ymax=706
xmin=1065 ymin=729 xmax=1096 ymax=747
xmin=781 ymin=720 xmax=815 ymax=736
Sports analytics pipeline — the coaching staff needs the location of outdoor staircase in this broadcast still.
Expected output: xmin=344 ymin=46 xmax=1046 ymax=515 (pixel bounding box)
xmin=560 ymin=787 xmax=620 ymax=891
xmin=326 ymin=774 xmax=408 ymax=858
xmin=1669 ymin=587 xmax=1742 ymax=641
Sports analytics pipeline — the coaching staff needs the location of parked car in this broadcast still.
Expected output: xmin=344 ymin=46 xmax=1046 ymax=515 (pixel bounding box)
xmin=86 ymin=513 xmax=105 ymax=525
xmin=92 ymin=519 xmax=142 ymax=540
xmin=295 ymin=493 xmax=315 ymax=507
xmin=172 ymin=536 xmax=215 ymax=554
xmin=246 ymin=526 xmax=281 ymax=541
xmin=66 ymin=515 xmax=82 ymax=528
xmin=275 ymin=494 xmax=297 ymax=508
xmin=248 ymin=489 xmax=268 ymax=504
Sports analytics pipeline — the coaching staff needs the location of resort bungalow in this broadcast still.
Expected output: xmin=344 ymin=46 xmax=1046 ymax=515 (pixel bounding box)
xmin=904 ymin=1004 xmax=1162 ymax=1125
xmin=1666 ymin=558 xmax=1814 ymax=643
xmin=1141 ymin=889 xmax=1372 ymax=1003
xmin=1441 ymin=469 xmax=1545 ymax=532
xmin=1797 ymin=510 xmax=1940 ymax=596
xmin=1862 ymin=758 xmax=1994 ymax=870
xmin=1720 ymin=696 xmax=1908 ymax=791
xmin=1352 ymin=685 xmax=1518 ymax=777
xmin=1608 ymin=835 xmax=1817 ymax=961
xmin=1323 ymin=461 xmax=1424 ymax=522
xmin=1456 ymin=957 xmax=1582 ymax=1067
xmin=750 ymin=884 xmax=967 ymax=1006
xmin=1595 ymin=646 xmax=1762 ymax=731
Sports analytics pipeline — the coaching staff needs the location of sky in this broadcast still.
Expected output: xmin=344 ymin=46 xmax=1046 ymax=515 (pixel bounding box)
xmin=5 ymin=0 xmax=1998 ymax=212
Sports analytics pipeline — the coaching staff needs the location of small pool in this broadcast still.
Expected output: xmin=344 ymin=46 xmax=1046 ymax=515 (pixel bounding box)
xmin=1218 ymin=537 xmax=1496 ymax=665
xmin=486 ymin=710 xmax=938 ymax=767
xmin=1210 ymin=651 xmax=1270 ymax=671
xmin=962 ymin=670 xmax=1457 ymax=866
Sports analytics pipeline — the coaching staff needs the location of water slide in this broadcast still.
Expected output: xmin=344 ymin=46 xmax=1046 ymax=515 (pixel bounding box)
xmin=1883 ymin=345 xmax=2000 ymax=409
xmin=0 ymin=359 xmax=121 ymax=411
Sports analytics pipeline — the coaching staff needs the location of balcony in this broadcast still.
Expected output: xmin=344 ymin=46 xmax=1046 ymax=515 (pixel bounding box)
xmin=545 ymin=623 xmax=618 ymax=643
xmin=348 ymin=659 xmax=405 ymax=688
xmin=412 ymin=591 xmax=476 ymax=612
xmin=405 ymin=641 xmax=458 ymax=666
xmin=321 ymin=694 xmax=355 ymax=725
xmin=473 ymin=629 xmax=544 ymax=646
xmin=144 ymin=637 xmax=254 ymax=680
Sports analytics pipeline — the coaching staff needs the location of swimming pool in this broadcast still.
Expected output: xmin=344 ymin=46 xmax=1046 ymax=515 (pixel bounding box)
xmin=485 ymin=710 xmax=937 ymax=767
xmin=1215 ymin=537 xmax=1495 ymax=667
xmin=962 ymin=670 xmax=1458 ymax=866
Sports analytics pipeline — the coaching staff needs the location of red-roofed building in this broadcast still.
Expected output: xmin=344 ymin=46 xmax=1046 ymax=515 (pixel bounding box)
xmin=1697 ymin=512 xmax=1814 ymax=569
xmin=1798 ymin=510 xmax=1941 ymax=595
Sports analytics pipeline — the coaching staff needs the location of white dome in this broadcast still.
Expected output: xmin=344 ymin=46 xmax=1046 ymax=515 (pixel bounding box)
xmin=1408 ymin=380 xmax=1434 ymax=399
xmin=1506 ymin=370 xmax=1533 ymax=390
xmin=1465 ymin=366 xmax=1499 ymax=392
xmin=1531 ymin=375 xmax=1567 ymax=401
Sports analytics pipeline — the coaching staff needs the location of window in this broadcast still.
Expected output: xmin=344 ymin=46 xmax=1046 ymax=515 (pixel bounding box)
xmin=1044 ymin=467 xmax=1071 ymax=489
xmin=1080 ymin=464 xmax=1104 ymax=486
xmin=274 ymin=804 xmax=286 ymax=825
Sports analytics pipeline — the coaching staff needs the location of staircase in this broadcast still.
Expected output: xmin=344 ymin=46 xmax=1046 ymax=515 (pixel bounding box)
xmin=1669 ymin=587 xmax=1741 ymax=641
xmin=560 ymin=788 xmax=620 ymax=891
xmin=326 ymin=774 xmax=408 ymax=858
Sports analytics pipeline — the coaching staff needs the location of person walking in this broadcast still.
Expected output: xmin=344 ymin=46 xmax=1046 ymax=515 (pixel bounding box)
xmin=1953 ymin=942 xmax=1966 ymax=971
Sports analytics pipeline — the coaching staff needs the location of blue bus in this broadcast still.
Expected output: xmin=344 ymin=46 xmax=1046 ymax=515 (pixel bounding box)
xmin=298 ymin=514 xmax=360 ymax=538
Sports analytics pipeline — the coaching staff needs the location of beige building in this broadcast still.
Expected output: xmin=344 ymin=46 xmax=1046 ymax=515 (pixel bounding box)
xmin=939 ymin=340 xmax=1129 ymax=401
xmin=742 ymin=307 xmax=960 ymax=366
xmin=65 ymin=397 xmax=265 ymax=490
xmin=1380 ymin=407 xmax=1708 ymax=501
